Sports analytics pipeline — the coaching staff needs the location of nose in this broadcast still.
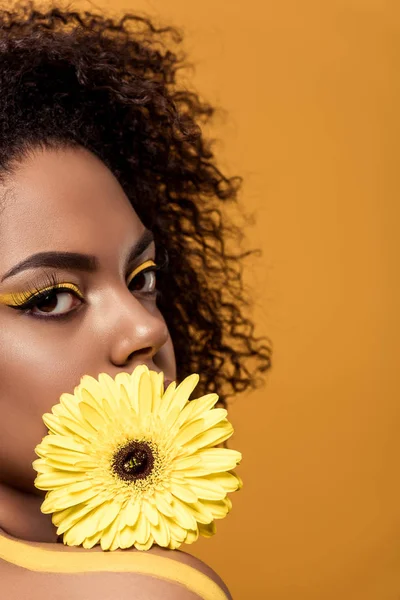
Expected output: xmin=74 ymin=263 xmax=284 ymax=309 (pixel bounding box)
xmin=98 ymin=289 xmax=170 ymax=368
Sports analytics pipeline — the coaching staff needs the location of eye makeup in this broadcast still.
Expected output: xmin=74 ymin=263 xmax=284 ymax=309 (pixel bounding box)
xmin=0 ymin=258 xmax=164 ymax=314
xmin=126 ymin=259 xmax=157 ymax=287
xmin=0 ymin=273 xmax=84 ymax=308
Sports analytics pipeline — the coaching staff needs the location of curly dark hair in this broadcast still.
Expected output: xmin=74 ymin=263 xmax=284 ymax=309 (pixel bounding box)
xmin=0 ymin=0 xmax=272 ymax=407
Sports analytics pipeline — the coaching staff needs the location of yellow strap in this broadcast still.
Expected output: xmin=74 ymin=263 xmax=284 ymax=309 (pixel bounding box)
xmin=0 ymin=533 xmax=228 ymax=600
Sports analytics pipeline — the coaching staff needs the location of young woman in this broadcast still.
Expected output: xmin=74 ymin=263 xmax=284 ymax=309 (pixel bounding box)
xmin=0 ymin=2 xmax=271 ymax=598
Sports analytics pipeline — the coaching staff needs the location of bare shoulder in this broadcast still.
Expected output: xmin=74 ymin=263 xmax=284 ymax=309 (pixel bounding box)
xmin=149 ymin=545 xmax=233 ymax=599
xmin=79 ymin=546 xmax=233 ymax=600
xmin=0 ymin=532 xmax=232 ymax=600
xmin=105 ymin=546 xmax=233 ymax=600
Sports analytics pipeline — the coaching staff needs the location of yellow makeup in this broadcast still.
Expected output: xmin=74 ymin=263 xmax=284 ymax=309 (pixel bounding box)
xmin=0 ymin=259 xmax=158 ymax=307
xmin=0 ymin=282 xmax=83 ymax=307
xmin=126 ymin=259 xmax=157 ymax=287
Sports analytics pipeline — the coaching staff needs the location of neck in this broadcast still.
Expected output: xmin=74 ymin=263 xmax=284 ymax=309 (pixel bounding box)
xmin=0 ymin=483 xmax=59 ymax=543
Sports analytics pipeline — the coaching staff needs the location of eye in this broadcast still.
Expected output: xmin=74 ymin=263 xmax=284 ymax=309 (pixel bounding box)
xmin=2 ymin=274 xmax=85 ymax=320
xmin=129 ymin=270 xmax=156 ymax=293
xmin=127 ymin=262 xmax=158 ymax=295
xmin=28 ymin=288 xmax=82 ymax=317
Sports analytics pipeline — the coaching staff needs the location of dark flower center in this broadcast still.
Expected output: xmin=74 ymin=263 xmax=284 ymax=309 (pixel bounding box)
xmin=111 ymin=440 xmax=154 ymax=481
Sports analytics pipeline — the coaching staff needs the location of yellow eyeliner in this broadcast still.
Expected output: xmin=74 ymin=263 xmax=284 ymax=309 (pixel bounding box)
xmin=126 ymin=259 xmax=156 ymax=286
xmin=0 ymin=283 xmax=83 ymax=307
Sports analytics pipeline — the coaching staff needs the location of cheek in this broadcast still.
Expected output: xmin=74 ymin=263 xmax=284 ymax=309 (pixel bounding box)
xmin=0 ymin=376 xmax=51 ymax=491
xmin=0 ymin=320 xmax=78 ymax=407
xmin=0 ymin=322 xmax=81 ymax=487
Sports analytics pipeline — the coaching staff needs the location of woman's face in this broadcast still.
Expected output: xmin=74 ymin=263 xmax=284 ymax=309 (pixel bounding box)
xmin=0 ymin=145 xmax=176 ymax=494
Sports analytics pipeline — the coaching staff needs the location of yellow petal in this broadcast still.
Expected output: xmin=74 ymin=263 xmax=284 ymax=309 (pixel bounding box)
xmin=57 ymin=416 xmax=96 ymax=442
xmin=133 ymin=511 xmax=150 ymax=545
xmin=119 ymin=525 xmax=135 ymax=549
xmin=122 ymin=500 xmax=141 ymax=527
xmin=170 ymin=482 xmax=198 ymax=504
xmin=35 ymin=451 xmax=90 ymax=468
xmin=130 ymin=365 xmax=150 ymax=413
xmin=183 ymin=528 xmax=199 ymax=545
xmin=73 ymin=459 xmax=97 ymax=470
xmin=130 ymin=364 xmax=150 ymax=380
xmin=150 ymin=371 xmax=164 ymax=414
xmin=201 ymin=498 xmax=232 ymax=519
xmin=138 ymin=369 xmax=153 ymax=415
xmin=151 ymin=513 xmax=170 ymax=547
xmin=203 ymin=471 xmax=241 ymax=493
xmin=235 ymin=473 xmax=244 ymax=490
xmin=183 ymin=423 xmax=234 ymax=453
xmin=59 ymin=393 xmax=82 ymax=422
xmin=82 ymin=529 xmax=102 ymax=549
xmin=63 ymin=524 xmax=87 ymax=547
xmin=76 ymin=375 xmax=104 ymax=402
xmin=32 ymin=459 xmax=55 ymax=474
xmin=115 ymin=371 xmax=134 ymax=390
xmin=185 ymin=477 xmax=226 ymax=501
xmin=118 ymin=383 xmax=135 ymax=414
xmin=142 ymin=500 xmax=159 ymax=526
xmin=196 ymin=448 xmax=242 ymax=472
xmin=94 ymin=498 xmax=123 ymax=532
xmin=170 ymin=497 xmax=197 ymax=530
xmin=174 ymin=394 xmax=219 ymax=429
xmin=134 ymin=535 xmax=154 ymax=551
xmin=114 ymin=372 xmax=136 ymax=412
xmin=98 ymin=372 xmax=121 ymax=404
xmin=34 ymin=471 xmax=88 ymax=490
xmin=201 ymin=422 xmax=235 ymax=448
xmin=54 ymin=500 xmax=105 ymax=533
xmin=171 ymin=464 xmax=214 ymax=478
xmin=200 ymin=408 xmax=228 ymax=430
xmin=184 ymin=500 xmax=214 ymax=524
xmin=79 ymin=401 xmax=107 ymax=431
xmin=174 ymin=419 xmax=208 ymax=447
xmin=42 ymin=413 xmax=66 ymax=436
xmin=109 ymin=514 xmax=125 ymax=552
xmin=101 ymin=397 xmax=117 ymax=422
xmin=172 ymin=455 xmax=202 ymax=471
xmin=53 ymin=405 xmax=89 ymax=431
xmin=41 ymin=483 xmax=99 ymax=512
xmin=41 ymin=435 xmax=87 ymax=453
xmin=157 ymin=381 xmax=177 ymax=416
xmin=100 ymin=511 xmax=123 ymax=551
xmin=65 ymin=511 xmax=105 ymax=546
xmin=198 ymin=521 xmax=216 ymax=538
xmin=163 ymin=405 xmax=181 ymax=431
xmin=163 ymin=516 xmax=187 ymax=544
xmin=169 ymin=374 xmax=200 ymax=413
xmin=47 ymin=477 xmax=94 ymax=498
xmin=154 ymin=491 xmax=175 ymax=518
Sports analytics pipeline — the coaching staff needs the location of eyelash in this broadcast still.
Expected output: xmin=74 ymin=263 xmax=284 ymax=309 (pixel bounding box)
xmin=7 ymin=261 xmax=167 ymax=321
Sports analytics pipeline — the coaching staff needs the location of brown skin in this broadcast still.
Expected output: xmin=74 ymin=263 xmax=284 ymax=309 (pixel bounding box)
xmin=0 ymin=144 xmax=177 ymax=543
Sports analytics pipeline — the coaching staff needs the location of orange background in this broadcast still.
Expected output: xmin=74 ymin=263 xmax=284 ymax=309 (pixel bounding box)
xmin=45 ymin=0 xmax=400 ymax=597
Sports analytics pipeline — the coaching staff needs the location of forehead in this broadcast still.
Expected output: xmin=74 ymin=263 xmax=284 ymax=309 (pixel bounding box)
xmin=0 ymin=146 xmax=145 ymax=266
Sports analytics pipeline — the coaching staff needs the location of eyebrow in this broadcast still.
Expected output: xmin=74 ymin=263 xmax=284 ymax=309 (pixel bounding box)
xmin=1 ymin=229 xmax=155 ymax=282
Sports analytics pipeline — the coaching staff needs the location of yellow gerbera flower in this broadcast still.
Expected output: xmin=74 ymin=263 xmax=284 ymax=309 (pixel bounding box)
xmin=32 ymin=365 xmax=242 ymax=552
